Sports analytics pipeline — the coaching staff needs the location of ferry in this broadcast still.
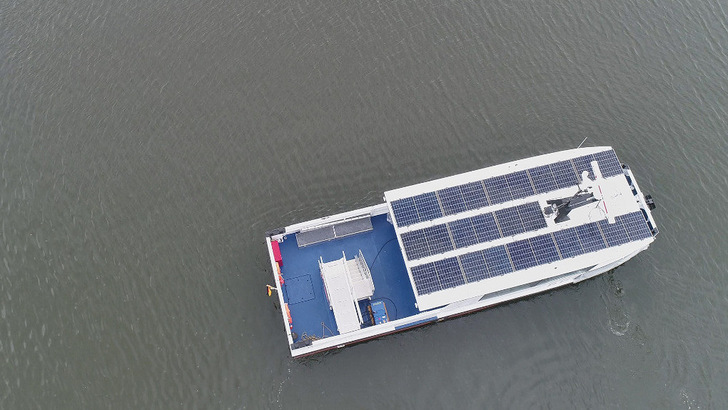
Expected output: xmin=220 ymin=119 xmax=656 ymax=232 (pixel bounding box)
xmin=265 ymin=146 xmax=658 ymax=357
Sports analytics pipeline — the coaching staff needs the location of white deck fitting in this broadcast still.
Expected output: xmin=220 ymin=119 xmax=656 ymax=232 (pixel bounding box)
xmin=347 ymin=250 xmax=375 ymax=300
xmin=296 ymin=217 xmax=373 ymax=247
xmin=319 ymin=251 xmax=375 ymax=334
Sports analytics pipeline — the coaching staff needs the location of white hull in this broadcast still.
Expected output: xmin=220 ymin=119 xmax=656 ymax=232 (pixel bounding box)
xmin=266 ymin=148 xmax=657 ymax=357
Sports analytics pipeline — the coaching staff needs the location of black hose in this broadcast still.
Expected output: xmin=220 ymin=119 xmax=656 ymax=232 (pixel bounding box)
xmin=366 ymin=239 xmax=400 ymax=320
xmin=368 ymin=238 xmax=397 ymax=271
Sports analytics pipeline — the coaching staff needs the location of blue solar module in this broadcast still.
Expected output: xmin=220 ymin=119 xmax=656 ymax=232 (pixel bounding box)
xmin=393 ymin=149 xmax=655 ymax=296
xmin=392 ymin=149 xmax=626 ymax=230
xmin=411 ymin=263 xmax=440 ymax=295
xmin=528 ymin=165 xmax=558 ymax=194
xmin=552 ymin=228 xmax=583 ymax=259
xmin=620 ymin=211 xmax=652 ymax=240
xmin=391 ymin=197 xmax=419 ymax=227
xmin=517 ymin=202 xmax=547 ymax=232
xmin=400 ymin=229 xmax=431 ymax=260
xmin=483 ymin=175 xmax=512 ymax=204
xmin=413 ymin=192 xmax=442 ymax=221
xmin=572 ymin=154 xmax=596 ymax=181
xmin=575 ymin=222 xmax=607 ymax=252
xmin=471 ymin=213 xmax=501 ymax=243
xmin=403 ymin=202 xmax=544 ymax=257
xmin=505 ymin=170 xmax=535 ymax=199
xmin=423 ymin=224 xmax=454 ymax=255
xmin=435 ymin=257 xmax=465 ymax=289
xmin=438 ymin=186 xmax=467 ymax=216
xmin=495 ymin=207 xmax=524 ymax=237
xmin=409 ymin=211 xmax=653 ymax=295
xmin=551 ymin=160 xmax=579 ymax=189
xmin=599 ymin=219 xmax=630 ymax=246
xmin=449 ymin=218 xmax=479 ymax=249
xmin=459 ymin=251 xmax=488 ymax=282
xmin=461 ymin=181 xmax=490 ymax=210
xmin=594 ymin=149 xmax=623 ymax=177
xmin=529 ymin=234 xmax=560 ymax=264
xmin=507 ymin=239 xmax=538 ymax=270
xmin=571 ymin=154 xmax=595 ymax=180
xmin=482 ymin=246 xmax=514 ymax=277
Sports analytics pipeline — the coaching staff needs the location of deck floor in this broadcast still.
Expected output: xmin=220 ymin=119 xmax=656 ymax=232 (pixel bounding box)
xmin=277 ymin=214 xmax=419 ymax=342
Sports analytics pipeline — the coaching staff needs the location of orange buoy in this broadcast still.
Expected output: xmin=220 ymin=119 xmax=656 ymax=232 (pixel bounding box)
xmin=277 ymin=263 xmax=285 ymax=285
xmin=285 ymin=303 xmax=293 ymax=328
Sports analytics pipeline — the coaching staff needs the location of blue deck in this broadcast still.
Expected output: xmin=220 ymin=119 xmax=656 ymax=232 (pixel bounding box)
xmin=277 ymin=214 xmax=419 ymax=342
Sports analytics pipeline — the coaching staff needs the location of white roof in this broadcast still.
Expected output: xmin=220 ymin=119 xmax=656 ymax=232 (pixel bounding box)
xmin=385 ymin=146 xmax=614 ymax=201
xmin=384 ymin=146 xmax=654 ymax=310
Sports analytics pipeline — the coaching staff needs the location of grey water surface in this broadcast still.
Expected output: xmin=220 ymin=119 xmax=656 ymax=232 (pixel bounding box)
xmin=2 ymin=0 xmax=727 ymax=408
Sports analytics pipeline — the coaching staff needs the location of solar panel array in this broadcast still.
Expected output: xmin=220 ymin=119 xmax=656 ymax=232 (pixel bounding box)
xmin=409 ymin=211 xmax=652 ymax=295
xmin=400 ymin=202 xmax=546 ymax=260
xmin=390 ymin=149 xmax=623 ymax=227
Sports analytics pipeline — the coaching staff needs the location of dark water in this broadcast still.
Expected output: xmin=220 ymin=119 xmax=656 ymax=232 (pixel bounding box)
xmin=2 ymin=0 xmax=727 ymax=407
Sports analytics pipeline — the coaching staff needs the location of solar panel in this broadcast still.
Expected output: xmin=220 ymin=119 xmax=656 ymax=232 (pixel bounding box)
xmin=459 ymin=251 xmax=488 ymax=282
xmin=505 ymin=170 xmax=535 ymax=200
xmin=413 ymin=192 xmax=442 ymax=222
xmin=551 ymin=160 xmax=578 ymax=189
xmin=552 ymin=228 xmax=583 ymax=259
xmin=620 ymin=211 xmax=652 ymax=240
xmin=599 ymin=219 xmax=630 ymax=246
xmin=449 ymin=218 xmax=478 ymax=249
xmin=507 ymin=239 xmax=538 ymax=270
xmin=391 ymin=149 xmax=627 ymax=230
xmin=391 ymin=197 xmax=419 ymax=227
xmin=529 ymin=234 xmax=560 ymax=264
xmin=438 ymin=186 xmax=467 ymax=216
xmin=495 ymin=207 xmax=524 ymax=237
xmin=390 ymin=148 xmax=655 ymax=297
xmin=517 ymin=202 xmax=547 ymax=232
xmin=401 ymin=229 xmax=431 ymax=260
xmin=572 ymin=154 xmax=596 ymax=181
xmin=528 ymin=165 xmax=558 ymax=194
xmin=594 ymin=149 xmax=623 ymax=177
xmin=575 ymin=222 xmax=607 ymax=253
xmin=409 ymin=209 xmax=653 ymax=295
xmin=400 ymin=200 xmax=547 ymax=263
xmin=411 ymin=263 xmax=440 ymax=295
xmin=423 ymin=224 xmax=454 ymax=255
xmin=483 ymin=175 xmax=512 ymax=204
xmin=482 ymin=246 xmax=513 ymax=277
xmin=401 ymin=200 xmax=547 ymax=260
xmin=434 ymin=257 xmax=465 ymax=289
xmin=461 ymin=181 xmax=490 ymax=210
xmin=471 ymin=213 xmax=500 ymax=243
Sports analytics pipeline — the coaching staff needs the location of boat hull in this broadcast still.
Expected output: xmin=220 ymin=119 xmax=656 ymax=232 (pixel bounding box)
xmin=265 ymin=150 xmax=657 ymax=357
